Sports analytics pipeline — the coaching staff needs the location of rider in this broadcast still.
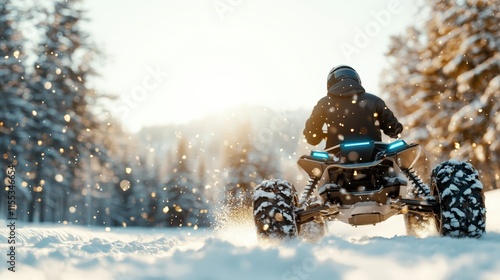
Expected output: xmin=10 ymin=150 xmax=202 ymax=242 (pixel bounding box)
xmin=304 ymin=65 xmax=403 ymax=149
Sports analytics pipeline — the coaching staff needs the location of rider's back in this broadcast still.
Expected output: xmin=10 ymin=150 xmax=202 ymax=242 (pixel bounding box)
xmin=304 ymin=65 xmax=403 ymax=149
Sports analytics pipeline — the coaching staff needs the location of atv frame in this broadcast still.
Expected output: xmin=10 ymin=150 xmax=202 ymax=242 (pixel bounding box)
xmin=252 ymin=140 xmax=486 ymax=241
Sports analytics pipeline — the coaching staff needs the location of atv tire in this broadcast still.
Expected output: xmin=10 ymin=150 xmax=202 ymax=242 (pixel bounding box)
xmin=252 ymin=179 xmax=298 ymax=241
xmin=431 ymin=160 xmax=486 ymax=238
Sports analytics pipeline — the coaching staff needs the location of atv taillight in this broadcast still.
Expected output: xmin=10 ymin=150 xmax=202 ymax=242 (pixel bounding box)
xmin=388 ymin=140 xmax=406 ymax=151
xmin=310 ymin=151 xmax=330 ymax=160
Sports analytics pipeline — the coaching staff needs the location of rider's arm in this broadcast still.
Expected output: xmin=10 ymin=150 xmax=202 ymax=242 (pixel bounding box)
xmin=376 ymin=99 xmax=403 ymax=138
xmin=303 ymin=99 xmax=327 ymax=146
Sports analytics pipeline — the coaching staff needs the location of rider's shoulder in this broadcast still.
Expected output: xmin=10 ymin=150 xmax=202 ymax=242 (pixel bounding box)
xmin=360 ymin=92 xmax=385 ymax=102
xmin=315 ymin=95 xmax=333 ymax=105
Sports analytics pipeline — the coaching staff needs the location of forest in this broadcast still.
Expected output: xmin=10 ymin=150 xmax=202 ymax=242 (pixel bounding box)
xmin=0 ymin=0 xmax=499 ymax=229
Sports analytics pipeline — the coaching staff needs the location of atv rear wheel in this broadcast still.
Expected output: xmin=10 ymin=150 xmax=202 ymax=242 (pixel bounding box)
xmin=252 ymin=179 xmax=298 ymax=240
xmin=431 ymin=160 xmax=486 ymax=238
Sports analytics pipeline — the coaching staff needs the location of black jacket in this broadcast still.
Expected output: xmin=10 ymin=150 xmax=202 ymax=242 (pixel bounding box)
xmin=303 ymin=79 xmax=403 ymax=149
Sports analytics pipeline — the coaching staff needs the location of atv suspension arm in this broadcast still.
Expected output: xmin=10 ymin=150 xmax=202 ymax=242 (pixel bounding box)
xmin=398 ymin=198 xmax=437 ymax=213
xmin=296 ymin=204 xmax=339 ymax=224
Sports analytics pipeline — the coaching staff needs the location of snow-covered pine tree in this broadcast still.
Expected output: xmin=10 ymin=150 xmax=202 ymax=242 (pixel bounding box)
xmin=436 ymin=0 xmax=500 ymax=189
xmin=28 ymin=1 xmax=75 ymax=221
xmin=141 ymin=154 xmax=163 ymax=226
xmin=110 ymin=162 xmax=145 ymax=227
xmin=25 ymin=0 xmax=112 ymax=222
xmin=136 ymin=151 xmax=162 ymax=226
xmin=195 ymin=157 xmax=212 ymax=227
xmin=0 ymin=0 xmax=34 ymax=220
xmin=223 ymin=123 xmax=258 ymax=209
xmin=382 ymin=0 xmax=500 ymax=189
xmin=126 ymin=155 xmax=153 ymax=227
xmin=223 ymin=120 xmax=283 ymax=209
xmin=95 ymin=128 xmax=150 ymax=227
xmin=83 ymin=124 xmax=138 ymax=227
xmin=163 ymin=138 xmax=208 ymax=228
xmin=249 ymin=123 xmax=282 ymax=184
xmin=381 ymin=26 xmax=435 ymax=179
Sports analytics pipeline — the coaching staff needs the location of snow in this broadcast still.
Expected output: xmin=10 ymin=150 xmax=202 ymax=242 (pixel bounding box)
xmin=252 ymin=189 xmax=277 ymax=200
xmin=253 ymin=201 xmax=272 ymax=214
xmin=442 ymin=184 xmax=459 ymax=197
xmin=1 ymin=189 xmax=500 ymax=280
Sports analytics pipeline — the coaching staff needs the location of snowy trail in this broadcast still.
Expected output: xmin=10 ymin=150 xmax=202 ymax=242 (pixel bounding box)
xmin=1 ymin=189 xmax=499 ymax=280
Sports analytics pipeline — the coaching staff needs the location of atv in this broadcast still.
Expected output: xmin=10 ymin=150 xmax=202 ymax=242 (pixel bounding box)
xmin=252 ymin=139 xmax=486 ymax=241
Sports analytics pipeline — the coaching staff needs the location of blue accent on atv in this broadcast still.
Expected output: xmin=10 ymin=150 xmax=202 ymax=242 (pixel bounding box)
xmin=340 ymin=140 xmax=375 ymax=163
xmin=387 ymin=139 xmax=407 ymax=153
xmin=310 ymin=151 xmax=331 ymax=160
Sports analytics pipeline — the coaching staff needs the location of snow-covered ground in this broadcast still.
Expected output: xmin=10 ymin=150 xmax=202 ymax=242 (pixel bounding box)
xmin=1 ymin=189 xmax=500 ymax=280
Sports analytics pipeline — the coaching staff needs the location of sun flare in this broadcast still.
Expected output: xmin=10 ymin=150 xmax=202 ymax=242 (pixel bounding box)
xmin=192 ymin=71 xmax=247 ymax=114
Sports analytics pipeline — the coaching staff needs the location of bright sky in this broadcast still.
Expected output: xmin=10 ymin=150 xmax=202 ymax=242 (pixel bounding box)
xmin=82 ymin=0 xmax=420 ymax=132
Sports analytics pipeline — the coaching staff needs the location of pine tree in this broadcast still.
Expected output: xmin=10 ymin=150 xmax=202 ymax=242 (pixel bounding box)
xmin=26 ymin=0 xmax=111 ymax=222
xmin=434 ymin=0 xmax=500 ymax=189
xmin=223 ymin=121 xmax=283 ymax=209
xmin=125 ymin=155 xmax=152 ymax=227
xmin=78 ymin=122 xmax=136 ymax=227
xmin=195 ymin=157 xmax=212 ymax=227
xmin=381 ymin=27 xmax=434 ymax=179
xmin=223 ymin=128 xmax=257 ymax=209
xmin=163 ymin=138 xmax=208 ymax=228
xmin=382 ymin=0 xmax=500 ymax=189
xmin=143 ymin=156 xmax=162 ymax=226
xmin=0 ymin=0 xmax=34 ymax=220
xmin=137 ymin=151 xmax=162 ymax=226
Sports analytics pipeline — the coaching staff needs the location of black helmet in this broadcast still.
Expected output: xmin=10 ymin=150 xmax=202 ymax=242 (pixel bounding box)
xmin=327 ymin=65 xmax=362 ymax=89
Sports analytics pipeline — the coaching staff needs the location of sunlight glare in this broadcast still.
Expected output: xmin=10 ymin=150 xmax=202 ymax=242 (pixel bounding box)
xmin=191 ymin=70 xmax=248 ymax=118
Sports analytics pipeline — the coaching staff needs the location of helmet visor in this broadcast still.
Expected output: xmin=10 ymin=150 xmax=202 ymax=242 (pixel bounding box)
xmin=331 ymin=68 xmax=361 ymax=85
